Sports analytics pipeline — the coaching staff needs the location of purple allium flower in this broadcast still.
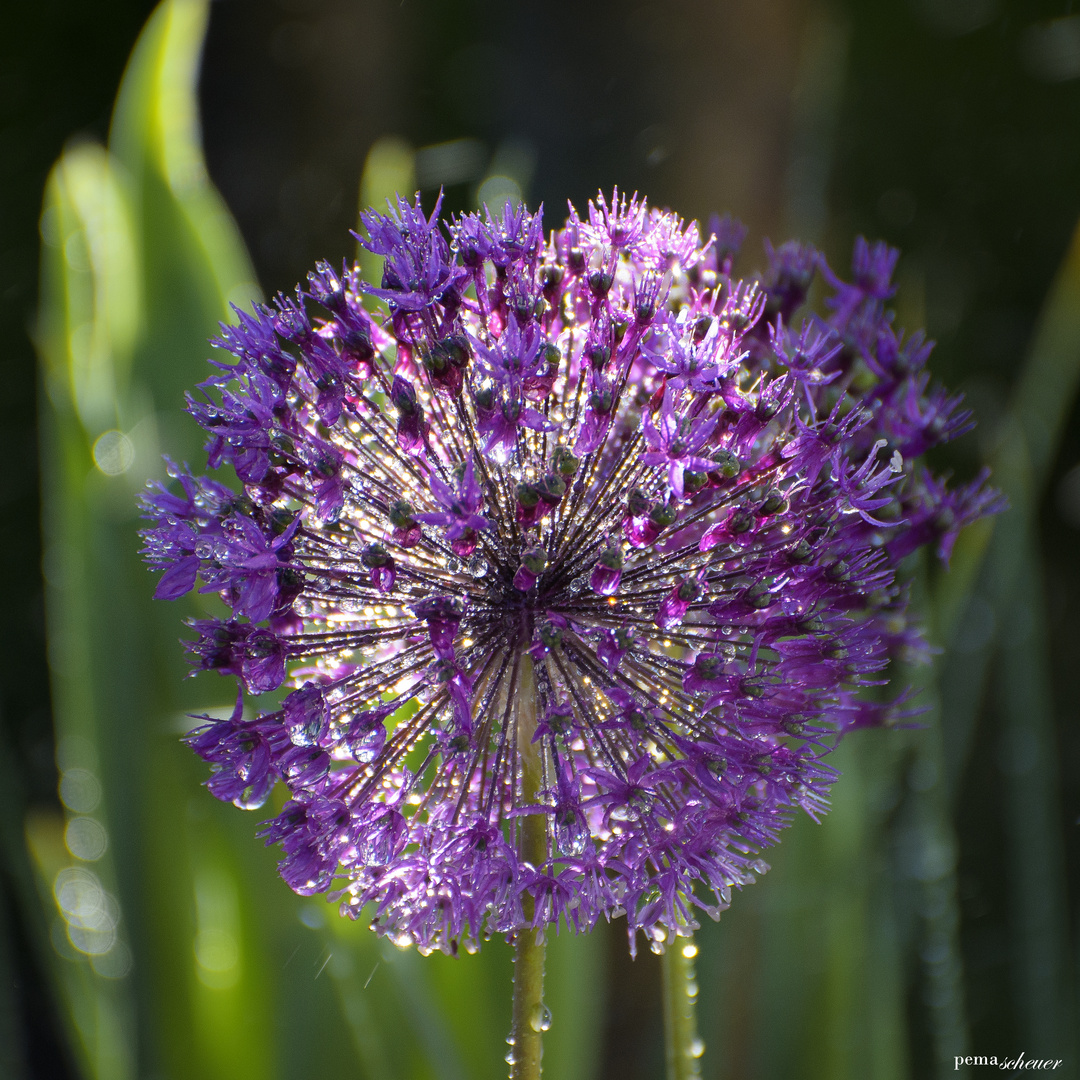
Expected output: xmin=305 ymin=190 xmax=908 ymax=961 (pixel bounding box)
xmin=142 ymin=191 xmax=1002 ymax=956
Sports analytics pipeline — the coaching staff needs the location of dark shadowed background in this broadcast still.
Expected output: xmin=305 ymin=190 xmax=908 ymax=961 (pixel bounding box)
xmin=2 ymin=1 xmax=1079 ymax=1078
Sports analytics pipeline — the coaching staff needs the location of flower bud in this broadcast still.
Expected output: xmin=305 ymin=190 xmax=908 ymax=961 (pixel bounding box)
xmin=552 ymin=446 xmax=579 ymax=478
xmin=515 ymin=483 xmax=541 ymax=509
xmin=361 ymin=543 xmax=393 ymax=569
xmin=534 ymin=473 xmax=567 ymax=503
xmin=760 ymin=488 xmax=788 ymax=515
xmin=649 ymin=502 xmax=679 ymax=528
xmin=392 ymin=379 xmax=421 ymax=416
xmin=709 ymin=448 xmax=741 ymax=479
xmin=541 ymin=264 xmax=564 ymax=298
xmin=588 ymin=268 xmax=613 ymax=297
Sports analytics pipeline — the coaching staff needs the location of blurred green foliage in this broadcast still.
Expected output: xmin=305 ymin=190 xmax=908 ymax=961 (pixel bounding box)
xmin=10 ymin=1 xmax=1080 ymax=1078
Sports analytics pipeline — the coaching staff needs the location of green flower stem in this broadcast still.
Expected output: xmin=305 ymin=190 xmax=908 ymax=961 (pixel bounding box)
xmin=662 ymin=934 xmax=704 ymax=1080
xmin=510 ymin=654 xmax=546 ymax=1080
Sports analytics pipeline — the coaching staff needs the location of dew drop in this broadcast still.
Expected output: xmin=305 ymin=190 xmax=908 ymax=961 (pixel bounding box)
xmin=681 ymin=942 xmax=698 ymax=959
xmin=469 ymin=556 xmax=489 ymax=577
xmin=529 ymin=1003 xmax=552 ymax=1032
xmin=649 ymin=939 xmax=665 ymax=955
xmin=445 ymin=557 xmax=462 ymax=573
xmin=689 ymin=1037 xmax=705 ymax=1058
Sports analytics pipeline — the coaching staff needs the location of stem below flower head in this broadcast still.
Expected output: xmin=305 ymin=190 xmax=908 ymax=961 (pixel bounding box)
xmin=662 ymin=934 xmax=704 ymax=1080
xmin=510 ymin=653 xmax=547 ymax=1080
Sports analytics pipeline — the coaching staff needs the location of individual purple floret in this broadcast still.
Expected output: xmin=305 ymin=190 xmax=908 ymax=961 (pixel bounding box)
xmin=141 ymin=190 xmax=1002 ymax=957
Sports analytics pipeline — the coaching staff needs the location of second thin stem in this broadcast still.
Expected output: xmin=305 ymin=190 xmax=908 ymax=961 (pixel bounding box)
xmin=662 ymin=933 xmax=704 ymax=1080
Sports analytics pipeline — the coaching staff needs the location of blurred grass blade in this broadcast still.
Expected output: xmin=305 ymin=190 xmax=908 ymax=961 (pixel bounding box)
xmin=997 ymin=549 xmax=1075 ymax=1065
xmin=109 ymin=0 xmax=258 ymax=316
xmin=357 ymin=135 xmax=415 ymax=304
xmin=939 ymin=217 xmax=1080 ymax=793
xmin=931 ymin=216 xmax=1080 ymax=1069
xmin=36 ymin=141 xmax=141 ymax=1080
xmin=35 ymin=2 xmax=266 ymax=1077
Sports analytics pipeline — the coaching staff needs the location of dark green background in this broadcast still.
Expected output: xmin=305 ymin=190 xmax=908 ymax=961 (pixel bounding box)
xmin=2 ymin=1 xmax=1078 ymax=1076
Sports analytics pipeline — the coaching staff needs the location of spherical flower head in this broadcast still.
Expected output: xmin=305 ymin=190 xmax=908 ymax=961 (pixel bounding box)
xmin=141 ymin=189 xmax=1001 ymax=955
